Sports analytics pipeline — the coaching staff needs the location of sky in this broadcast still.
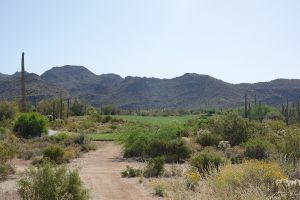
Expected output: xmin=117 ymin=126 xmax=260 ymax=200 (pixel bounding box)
xmin=0 ymin=0 xmax=300 ymax=84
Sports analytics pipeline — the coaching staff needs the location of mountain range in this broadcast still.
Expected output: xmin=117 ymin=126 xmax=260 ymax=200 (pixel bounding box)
xmin=0 ymin=65 xmax=299 ymax=109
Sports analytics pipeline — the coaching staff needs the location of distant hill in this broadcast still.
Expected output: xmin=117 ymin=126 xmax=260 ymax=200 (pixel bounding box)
xmin=0 ymin=72 xmax=69 ymax=102
xmin=0 ymin=73 xmax=9 ymax=78
xmin=1 ymin=65 xmax=300 ymax=109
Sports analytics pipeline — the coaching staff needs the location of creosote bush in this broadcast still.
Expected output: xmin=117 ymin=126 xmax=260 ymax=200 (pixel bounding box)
xmin=196 ymin=130 xmax=222 ymax=147
xmin=18 ymin=160 xmax=89 ymax=200
xmin=43 ymin=145 xmax=65 ymax=164
xmin=243 ymin=138 xmax=270 ymax=160
xmin=0 ymin=134 xmax=17 ymax=180
xmin=14 ymin=112 xmax=48 ymax=138
xmin=0 ymin=101 xmax=19 ymax=122
xmin=121 ymin=166 xmax=143 ymax=178
xmin=118 ymin=124 xmax=191 ymax=162
xmin=144 ymin=156 xmax=165 ymax=178
xmin=190 ymin=147 xmax=226 ymax=173
xmin=208 ymin=111 xmax=254 ymax=145
xmin=213 ymin=160 xmax=286 ymax=189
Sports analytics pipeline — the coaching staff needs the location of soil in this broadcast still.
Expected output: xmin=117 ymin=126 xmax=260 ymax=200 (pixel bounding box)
xmin=0 ymin=142 xmax=156 ymax=200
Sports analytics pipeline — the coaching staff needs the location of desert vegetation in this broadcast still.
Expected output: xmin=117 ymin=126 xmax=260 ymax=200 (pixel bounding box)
xmin=2 ymin=73 xmax=300 ymax=200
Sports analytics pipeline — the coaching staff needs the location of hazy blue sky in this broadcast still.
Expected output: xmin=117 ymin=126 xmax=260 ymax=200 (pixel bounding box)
xmin=0 ymin=0 xmax=299 ymax=83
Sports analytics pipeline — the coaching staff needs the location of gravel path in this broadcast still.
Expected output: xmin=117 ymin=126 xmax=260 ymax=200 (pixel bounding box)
xmin=70 ymin=142 xmax=156 ymax=200
xmin=0 ymin=142 xmax=156 ymax=200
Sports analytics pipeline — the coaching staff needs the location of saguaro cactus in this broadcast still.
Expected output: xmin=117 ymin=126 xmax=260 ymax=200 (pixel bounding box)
xmin=297 ymin=95 xmax=300 ymax=123
xmin=59 ymin=94 xmax=63 ymax=119
xmin=285 ymin=98 xmax=289 ymax=126
xmin=248 ymin=103 xmax=251 ymax=120
xmin=67 ymin=98 xmax=70 ymax=118
xmin=244 ymin=93 xmax=248 ymax=118
xmin=20 ymin=52 xmax=26 ymax=112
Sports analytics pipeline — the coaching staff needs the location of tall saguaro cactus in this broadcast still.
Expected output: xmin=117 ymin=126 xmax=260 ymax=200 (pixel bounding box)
xmin=20 ymin=52 xmax=26 ymax=112
xmin=285 ymin=98 xmax=289 ymax=126
xmin=297 ymin=95 xmax=300 ymax=123
xmin=244 ymin=93 xmax=248 ymax=118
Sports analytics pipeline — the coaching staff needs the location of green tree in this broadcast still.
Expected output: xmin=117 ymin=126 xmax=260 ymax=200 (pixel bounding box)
xmin=70 ymin=100 xmax=85 ymax=116
xmin=14 ymin=112 xmax=48 ymax=138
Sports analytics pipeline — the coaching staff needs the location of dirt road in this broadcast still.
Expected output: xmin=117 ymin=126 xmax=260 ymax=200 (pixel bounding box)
xmin=71 ymin=142 xmax=156 ymax=200
xmin=0 ymin=142 xmax=156 ymax=200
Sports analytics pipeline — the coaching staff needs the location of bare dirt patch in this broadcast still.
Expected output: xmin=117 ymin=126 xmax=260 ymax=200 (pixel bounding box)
xmin=70 ymin=141 xmax=156 ymax=200
xmin=0 ymin=142 xmax=156 ymax=200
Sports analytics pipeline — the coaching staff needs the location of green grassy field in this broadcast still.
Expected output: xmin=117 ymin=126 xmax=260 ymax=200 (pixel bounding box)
xmin=87 ymin=133 xmax=119 ymax=141
xmin=114 ymin=115 xmax=199 ymax=125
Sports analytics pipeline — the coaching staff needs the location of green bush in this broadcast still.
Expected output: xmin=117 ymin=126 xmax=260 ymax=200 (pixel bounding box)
xmin=154 ymin=184 xmax=165 ymax=197
xmin=277 ymin=130 xmax=300 ymax=161
xmin=0 ymin=101 xmax=19 ymax=121
xmin=190 ymin=147 xmax=225 ymax=173
xmin=14 ymin=112 xmax=48 ymax=138
xmin=144 ymin=156 xmax=165 ymax=178
xmin=0 ymin=134 xmax=17 ymax=179
xmin=101 ymin=115 xmax=112 ymax=123
xmin=121 ymin=166 xmax=143 ymax=178
xmin=243 ymin=138 xmax=269 ymax=160
xmin=70 ymin=100 xmax=85 ymax=116
xmin=43 ymin=145 xmax=65 ymax=164
xmin=51 ymin=132 xmax=68 ymax=141
xmin=118 ymin=124 xmax=190 ymax=162
xmin=18 ymin=161 xmax=89 ymax=200
xmin=165 ymin=138 xmax=191 ymax=162
xmin=196 ymin=131 xmax=222 ymax=147
xmin=146 ymin=138 xmax=191 ymax=162
xmin=208 ymin=111 xmax=253 ymax=145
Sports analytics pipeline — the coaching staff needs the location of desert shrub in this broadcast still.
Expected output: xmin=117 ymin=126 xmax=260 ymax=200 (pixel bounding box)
xmin=0 ymin=101 xmax=19 ymax=121
xmin=208 ymin=111 xmax=254 ymax=145
xmin=0 ymin=134 xmax=17 ymax=179
xmin=274 ymin=179 xmax=300 ymax=199
xmin=146 ymin=139 xmax=168 ymax=158
xmin=37 ymin=98 xmax=65 ymax=120
xmin=144 ymin=156 xmax=165 ymax=178
xmin=154 ymin=184 xmax=165 ymax=197
xmin=49 ymin=119 xmax=65 ymax=130
xmin=118 ymin=125 xmax=163 ymax=157
xmin=70 ymin=100 xmax=85 ymax=116
xmin=196 ymin=130 xmax=222 ymax=147
xmin=118 ymin=124 xmax=189 ymax=161
xmin=101 ymin=115 xmax=112 ymax=123
xmin=18 ymin=161 xmax=89 ymax=200
xmin=20 ymin=149 xmax=39 ymax=160
xmin=74 ymin=133 xmax=86 ymax=145
xmin=190 ymin=147 xmax=226 ymax=173
xmin=146 ymin=138 xmax=191 ymax=162
xmin=14 ymin=112 xmax=48 ymax=138
xmin=248 ymin=104 xmax=273 ymax=121
xmin=52 ymin=132 xmax=68 ymax=141
xmin=63 ymin=146 xmax=80 ymax=163
xmin=265 ymin=110 xmax=284 ymax=121
xmin=224 ymin=146 xmax=245 ymax=164
xmin=102 ymin=104 xmax=119 ymax=115
xmin=121 ymin=166 xmax=143 ymax=178
xmin=213 ymin=160 xmax=286 ymax=189
xmin=72 ymin=134 xmax=95 ymax=152
xmin=165 ymin=138 xmax=191 ymax=162
xmin=43 ymin=145 xmax=65 ymax=164
xmin=277 ymin=130 xmax=300 ymax=161
xmin=184 ymin=167 xmax=201 ymax=190
xmin=243 ymin=138 xmax=270 ymax=160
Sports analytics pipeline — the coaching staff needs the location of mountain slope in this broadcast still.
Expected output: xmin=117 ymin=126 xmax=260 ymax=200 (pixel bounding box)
xmin=0 ymin=72 xmax=70 ymax=102
xmin=40 ymin=66 xmax=300 ymax=109
xmin=1 ymin=66 xmax=300 ymax=109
